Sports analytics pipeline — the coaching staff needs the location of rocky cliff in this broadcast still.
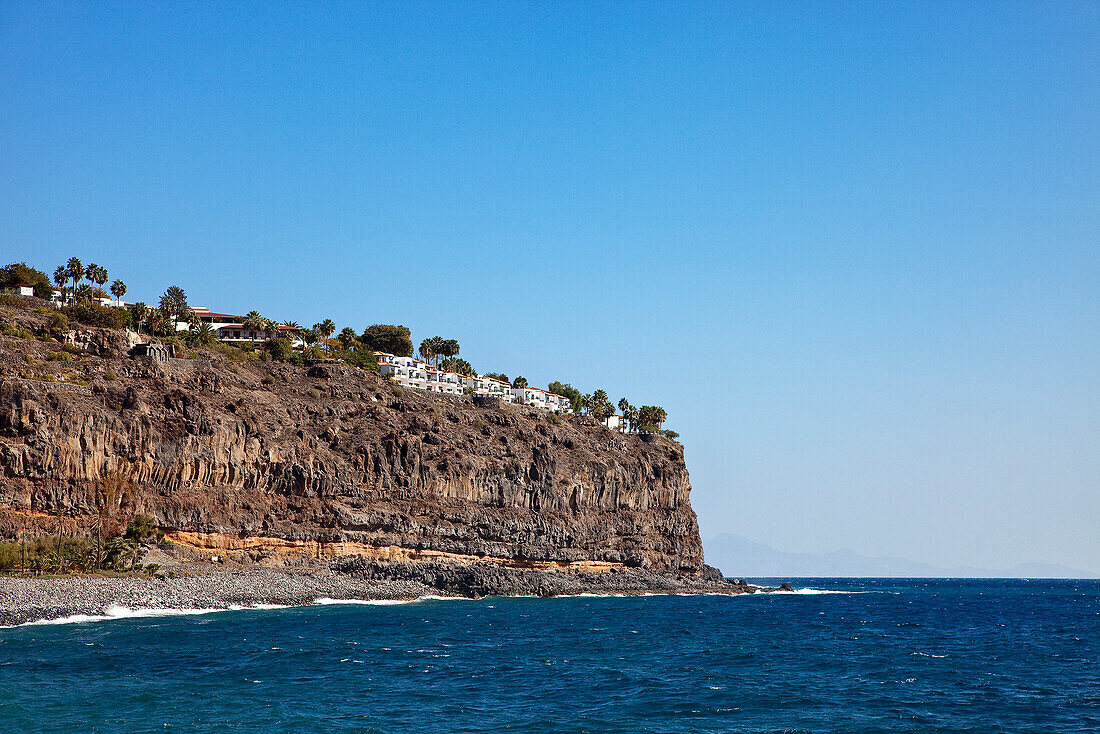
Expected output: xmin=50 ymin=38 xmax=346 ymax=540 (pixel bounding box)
xmin=0 ymin=299 xmax=721 ymax=591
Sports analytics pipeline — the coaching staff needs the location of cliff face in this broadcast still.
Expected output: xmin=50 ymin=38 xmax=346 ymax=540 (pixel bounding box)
xmin=0 ymin=308 xmax=704 ymax=575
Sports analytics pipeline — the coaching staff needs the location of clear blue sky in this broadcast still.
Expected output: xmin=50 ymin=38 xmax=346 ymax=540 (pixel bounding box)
xmin=3 ymin=2 xmax=1098 ymax=572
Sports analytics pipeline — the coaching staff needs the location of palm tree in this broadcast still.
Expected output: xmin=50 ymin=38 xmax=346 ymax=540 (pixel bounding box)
xmin=439 ymin=339 xmax=459 ymax=364
xmin=190 ymin=321 xmax=216 ymax=346
xmin=419 ymin=338 xmax=436 ymax=364
xmin=159 ymin=286 xmax=188 ymax=329
xmin=53 ymin=266 xmax=68 ymax=303
xmin=88 ymin=263 xmax=108 ymax=289
xmin=618 ymin=398 xmax=632 ymax=432
xmin=314 ymin=319 xmax=335 ymax=351
xmin=338 ymin=326 xmax=358 ymax=349
xmin=652 ymin=406 xmax=667 ymax=429
xmin=110 ymin=279 xmax=126 ymax=306
xmin=130 ymin=302 xmax=149 ymax=333
xmin=66 ymin=258 xmax=83 ymax=300
xmin=242 ymin=311 xmax=265 ymax=341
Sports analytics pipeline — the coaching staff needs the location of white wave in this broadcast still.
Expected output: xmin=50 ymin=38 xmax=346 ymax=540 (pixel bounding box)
xmin=313 ymin=598 xmax=417 ymax=606
xmin=752 ymin=587 xmax=860 ymax=595
xmin=2 ymin=603 xmax=292 ymax=629
xmin=565 ymin=592 xmax=630 ymax=598
xmin=312 ymin=595 xmax=469 ymax=606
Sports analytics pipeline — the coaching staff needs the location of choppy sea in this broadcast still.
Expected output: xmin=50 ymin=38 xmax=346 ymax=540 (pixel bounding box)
xmin=1 ymin=578 xmax=1097 ymax=732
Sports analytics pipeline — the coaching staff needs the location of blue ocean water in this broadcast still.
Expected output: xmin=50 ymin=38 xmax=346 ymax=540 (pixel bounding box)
xmin=1 ymin=579 xmax=1098 ymax=733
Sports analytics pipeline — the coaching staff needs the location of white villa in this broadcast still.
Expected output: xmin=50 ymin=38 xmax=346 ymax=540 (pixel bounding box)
xmin=0 ymin=283 xmax=36 ymax=297
xmin=375 ymin=351 xmax=574 ymax=413
xmin=190 ymin=307 xmax=304 ymax=346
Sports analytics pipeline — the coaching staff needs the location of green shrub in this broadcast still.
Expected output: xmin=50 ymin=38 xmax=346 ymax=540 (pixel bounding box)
xmin=125 ymin=514 xmax=157 ymax=541
xmin=62 ymin=343 xmax=85 ymax=356
xmin=103 ymin=368 xmax=119 ymax=381
xmin=46 ymin=351 xmax=72 ymax=362
xmin=308 ymin=388 xmax=322 ymax=400
xmin=0 ymin=542 xmax=19 ymax=570
xmin=547 ymin=412 xmax=561 ymax=425
xmin=333 ymin=348 xmax=379 ymax=371
xmin=471 ymin=417 xmax=486 ymax=430
xmin=48 ymin=311 xmax=69 ymax=335
xmin=263 ymin=337 xmax=294 ymax=362
xmin=62 ymin=303 xmax=126 ymax=329
xmin=261 ymin=375 xmax=276 ymax=386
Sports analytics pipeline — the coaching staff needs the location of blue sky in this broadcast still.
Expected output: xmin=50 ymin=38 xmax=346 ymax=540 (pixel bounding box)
xmin=3 ymin=2 xmax=1098 ymax=572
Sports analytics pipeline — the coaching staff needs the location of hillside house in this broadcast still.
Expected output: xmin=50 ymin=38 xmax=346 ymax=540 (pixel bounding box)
xmin=0 ymin=283 xmax=35 ymax=297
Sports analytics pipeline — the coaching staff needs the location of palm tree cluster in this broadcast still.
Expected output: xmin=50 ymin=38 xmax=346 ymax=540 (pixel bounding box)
xmin=418 ymin=336 xmax=460 ymax=367
xmin=51 ymin=258 xmax=123 ymax=306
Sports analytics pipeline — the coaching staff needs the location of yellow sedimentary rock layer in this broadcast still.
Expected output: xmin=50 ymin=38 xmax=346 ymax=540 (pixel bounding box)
xmin=165 ymin=530 xmax=620 ymax=572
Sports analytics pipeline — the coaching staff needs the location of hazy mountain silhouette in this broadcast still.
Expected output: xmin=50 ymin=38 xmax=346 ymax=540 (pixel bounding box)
xmin=703 ymin=534 xmax=1098 ymax=579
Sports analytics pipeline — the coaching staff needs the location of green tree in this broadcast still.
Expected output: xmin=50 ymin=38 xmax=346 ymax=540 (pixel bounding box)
xmin=110 ymin=279 xmax=126 ymax=306
xmin=512 ymin=376 xmax=528 ymax=389
xmin=589 ymin=389 xmax=614 ymax=422
xmin=439 ymin=338 xmax=459 ymax=361
xmin=483 ymin=372 xmax=510 ymax=385
xmin=0 ymin=262 xmax=52 ymax=299
xmin=338 ymin=326 xmax=359 ymax=349
xmin=314 ymin=320 xmax=336 ymax=351
xmin=637 ymin=405 xmax=668 ymax=431
xmin=159 ymin=286 xmax=189 ymax=327
xmin=87 ymin=263 xmax=108 ymax=289
xmin=440 ymin=356 xmax=474 ymax=376
xmin=617 ymin=398 xmax=633 ymax=431
xmin=242 ymin=311 xmax=266 ymax=338
xmin=189 ymin=321 xmax=217 ymax=346
xmin=264 ymin=336 xmax=293 ymax=361
xmin=549 ymin=381 xmax=584 ymax=414
xmin=360 ymin=324 xmax=413 ymax=357
xmin=129 ymin=302 xmax=149 ymax=333
xmin=419 ymin=337 xmax=438 ymax=365
xmin=53 ymin=266 xmax=68 ymax=302
xmin=66 ymin=257 xmax=84 ymax=299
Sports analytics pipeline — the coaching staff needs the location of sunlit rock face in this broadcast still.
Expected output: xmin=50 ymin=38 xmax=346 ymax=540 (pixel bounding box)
xmin=0 ymin=319 xmax=702 ymax=574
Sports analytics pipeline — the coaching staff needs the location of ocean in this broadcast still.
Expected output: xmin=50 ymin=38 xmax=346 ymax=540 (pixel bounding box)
xmin=1 ymin=579 xmax=1097 ymax=733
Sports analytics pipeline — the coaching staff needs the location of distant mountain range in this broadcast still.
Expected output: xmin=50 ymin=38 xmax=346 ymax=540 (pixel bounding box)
xmin=703 ymin=533 xmax=1099 ymax=579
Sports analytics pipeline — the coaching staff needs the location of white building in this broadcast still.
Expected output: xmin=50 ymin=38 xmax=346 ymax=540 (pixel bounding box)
xmin=463 ymin=375 xmax=514 ymax=402
xmin=603 ymin=414 xmax=624 ymax=431
xmin=189 ymin=307 xmax=303 ymax=346
xmin=376 ymin=353 xmax=429 ymax=390
xmin=544 ymin=392 xmax=573 ymax=413
xmin=511 ymin=386 xmax=554 ymax=410
xmin=425 ymin=367 xmax=464 ymax=396
xmin=375 ymin=352 xmax=576 ymax=413
xmin=0 ymin=283 xmax=35 ymax=297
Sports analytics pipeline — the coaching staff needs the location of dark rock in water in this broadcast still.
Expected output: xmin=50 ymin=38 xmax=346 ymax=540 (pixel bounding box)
xmin=779 ymin=583 xmax=795 ymax=592
xmin=332 ymin=558 xmax=740 ymax=597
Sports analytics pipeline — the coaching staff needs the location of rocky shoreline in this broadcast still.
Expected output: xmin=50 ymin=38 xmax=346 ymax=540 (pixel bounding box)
xmin=0 ymin=562 xmax=766 ymax=628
